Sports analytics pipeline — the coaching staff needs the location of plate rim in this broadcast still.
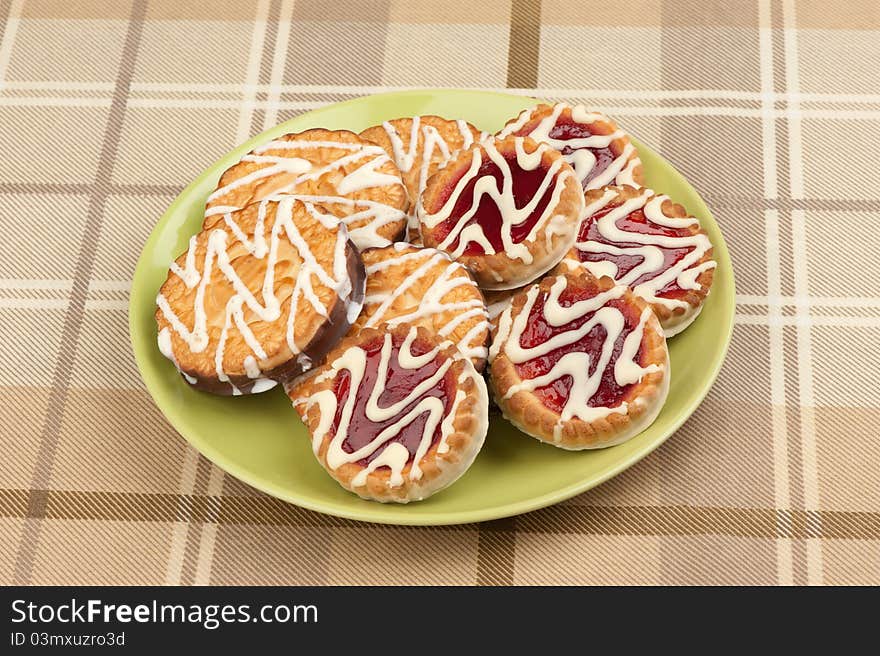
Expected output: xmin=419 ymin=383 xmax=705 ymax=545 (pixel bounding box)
xmin=129 ymin=88 xmax=736 ymax=526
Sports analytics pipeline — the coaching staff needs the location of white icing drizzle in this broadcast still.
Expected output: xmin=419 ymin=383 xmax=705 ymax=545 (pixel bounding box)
xmin=156 ymin=197 xmax=353 ymax=391
xmin=573 ymin=188 xmax=717 ymax=312
xmin=491 ymin=275 xmax=662 ymax=442
xmin=486 ymin=298 xmax=511 ymax=325
xmin=308 ymin=326 xmax=476 ymax=488
xmin=380 ymin=117 xmax=477 ymax=235
xmin=498 ymin=102 xmax=640 ymax=190
xmin=205 ymin=134 xmax=406 ymax=249
xmin=278 ymin=194 xmax=405 ymax=250
xmin=362 ymin=246 xmax=489 ymax=362
xmin=419 ymin=138 xmax=577 ymax=263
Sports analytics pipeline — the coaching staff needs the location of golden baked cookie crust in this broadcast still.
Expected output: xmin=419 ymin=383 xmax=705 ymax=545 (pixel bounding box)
xmin=204 ymin=128 xmax=408 ymax=250
xmin=418 ymin=135 xmax=584 ymax=290
xmin=301 ymin=324 xmax=489 ymax=503
xmin=498 ymin=102 xmax=643 ymax=190
xmin=156 ymin=197 xmax=365 ymax=395
xmin=355 ymin=243 xmax=490 ymax=371
xmin=489 ymin=270 xmax=669 ymax=450
xmin=360 ymin=115 xmax=482 ymax=242
xmin=558 ymin=185 xmax=716 ymax=337
xmin=484 ymin=280 xmax=538 ymax=327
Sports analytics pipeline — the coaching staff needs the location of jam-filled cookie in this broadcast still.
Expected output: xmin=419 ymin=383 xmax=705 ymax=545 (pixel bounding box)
xmin=287 ymin=242 xmax=490 ymax=417
xmin=489 ymin=271 xmax=669 ymax=449
xmin=498 ymin=103 xmax=643 ymax=191
xmin=418 ymin=136 xmax=584 ymax=290
xmin=360 ymin=116 xmax=482 ymax=242
xmin=559 ymin=185 xmax=716 ymax=337
xmin=300 ymin=324 xmax=489 ymax=503
xmin=355 ymin=243 xmax=489 ymax=370
xmin=156 ymin=197 xmax=365 ymax=395
xmin=204 ymin=128 xmax=408 ymax=250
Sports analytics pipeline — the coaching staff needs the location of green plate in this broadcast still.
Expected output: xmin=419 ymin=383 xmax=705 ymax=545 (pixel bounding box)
xmin=130 ymin=89 xmax=735 ymax=525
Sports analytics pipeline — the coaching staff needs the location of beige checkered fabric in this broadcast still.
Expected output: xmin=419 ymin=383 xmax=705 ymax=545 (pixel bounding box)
xmin=2 ymin=0 xmax=878 ymax=586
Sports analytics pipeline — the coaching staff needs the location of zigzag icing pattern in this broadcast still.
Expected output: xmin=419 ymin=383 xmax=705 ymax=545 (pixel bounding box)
xmin=572 ymin=187 xmax=716 ymax=313
xmin=156 ymin=197 xmax=355 ymax=395
xmin=380 ymin=117 xmax=476 ymax=235
xmin=308 ymin=326 xmax=480 ymax=487
xmin=490 ymin=275 xmax=662 ymax=441
xmin=362 ymin=244 xmax=489 ymax=363
xmin=498 ymin=102 xmax=640 ymax=189
xmin=205 ymin=136 xmax=406 ymax=249
xmin=419 ymin=137 xmax=577 ymax=264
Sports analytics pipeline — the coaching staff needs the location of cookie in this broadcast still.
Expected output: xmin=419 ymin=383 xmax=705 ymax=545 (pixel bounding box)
xmin=360 ymin=116 xmax=482 ymax=242
xmin=156 ymin=197 xmax=365 ymax=395
xmin=356 ymin=243 xmax=490 ymax=370
xmin=300 ymin=324 xmax=489 ymax=503
xmin=286 ymin=367 xmax=320 ymax=420
xmin=489 ymin=270 xmax=669 ymax=449
xmin=498 ymin=103 xmax=642 ymax=190
xmin=418 ymin=136 xmax=584 ymax=290
xmin=204 ymin=128 xmax=408 ymax=250
xmin=483 ymin=278 xmax=542 ymax=326
xmin=286 ymin=242 xmax=490 ymax=416
xmin=559 ymin=185 xmax=716 ymax=337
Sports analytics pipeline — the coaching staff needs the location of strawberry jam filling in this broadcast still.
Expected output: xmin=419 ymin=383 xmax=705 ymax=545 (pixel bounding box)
xmin=513 ymin=283 xmax=647 ymax=414
xmin=546 ymin=118 xmax=616 ymax=188
xmin=511 ymin=116 xmax=617 ymax=189
xmin=330 ymin=333 xmax=455 ymax=468
xmin=576 ymin=204 xmax=695 ymax=300
xmin=432 ymin=152 xmax=556 ymax=255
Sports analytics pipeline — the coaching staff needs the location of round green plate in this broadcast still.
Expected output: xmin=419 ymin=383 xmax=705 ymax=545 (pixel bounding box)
xmin=130 ymin=89 xmax=735 ymax=525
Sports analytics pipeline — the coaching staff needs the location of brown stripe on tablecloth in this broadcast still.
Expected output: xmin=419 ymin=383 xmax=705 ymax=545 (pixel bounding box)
xmin=821 ymin=512 xmax=880 ymax=540
xmin=24 ymin=488 xmax=48 ymax=519
xmin=476 ymin=518 xmax=516 ymax=585
xmin=506 ymin=0 xmax=541 ymax=88
xmin=0 ymin=489 xmax=29 ymax=517
xmin=11 ymin=0 xmax=148 ymax=585
xmin=216 ymin=494 xmax=405 ymax=529
xmin=518 ymin=504 xmax=778 ymax=538
xmin=5 ymin=489 xmax=880 ymax=541
xmin=43 ymin=490 xmax=181 ymax=522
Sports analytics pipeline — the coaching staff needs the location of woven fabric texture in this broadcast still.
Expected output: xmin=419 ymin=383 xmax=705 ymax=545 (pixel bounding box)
xmin=1 ymin=0 xmax=878 ymax=585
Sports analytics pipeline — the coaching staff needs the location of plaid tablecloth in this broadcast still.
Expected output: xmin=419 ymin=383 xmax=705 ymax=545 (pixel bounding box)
xmin=2 ymin=0 xmax=878 ymax=586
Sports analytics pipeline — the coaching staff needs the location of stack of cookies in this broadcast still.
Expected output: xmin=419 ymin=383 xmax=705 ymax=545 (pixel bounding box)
xmin=155 ymin=103 xmax=716 ymax=504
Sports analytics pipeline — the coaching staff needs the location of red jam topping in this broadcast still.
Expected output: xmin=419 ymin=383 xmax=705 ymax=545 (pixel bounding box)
xmin=331 ymin=333 xmax=455 ymax=467
xmin=432 ymin=152 xmax=556 ymax=256
xmin=513 ymin=283 xmax=646 ymax=414
xmin=546 ymin=118 xmax=616 ymax=188
xmin=511 ymin=116 xmax=617 ymax=188
xmin=576 ymin=203 xmax=695 ymax=300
